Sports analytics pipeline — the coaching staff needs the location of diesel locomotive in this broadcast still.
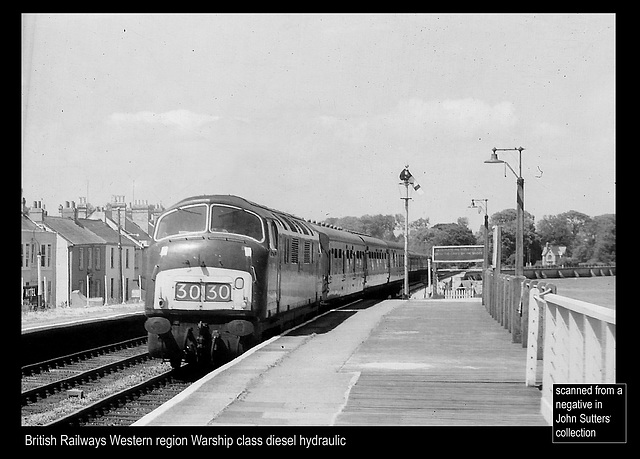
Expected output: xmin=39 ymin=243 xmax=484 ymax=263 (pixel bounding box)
xmin=143 ymin=195 xmax=428 ymax=368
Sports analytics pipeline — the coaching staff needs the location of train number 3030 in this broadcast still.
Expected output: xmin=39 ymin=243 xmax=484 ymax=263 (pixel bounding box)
xmin=175 ymin=282 xmax=232 ymax=302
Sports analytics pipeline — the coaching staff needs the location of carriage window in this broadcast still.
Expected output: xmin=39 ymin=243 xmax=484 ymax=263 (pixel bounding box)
xmin=269 ymin=221 xmax=279 ymax=251
xmin=155 ymin=204 xmax=208 ymax=240
xmin=210 ymin=205 xmax=264 ymax=242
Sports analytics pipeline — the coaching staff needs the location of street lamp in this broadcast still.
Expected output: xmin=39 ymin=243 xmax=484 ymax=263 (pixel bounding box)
xmin=469 ymin=198 xmax=489 ymax=271
xmin=484 ymin=147 xmax=525 ymax=277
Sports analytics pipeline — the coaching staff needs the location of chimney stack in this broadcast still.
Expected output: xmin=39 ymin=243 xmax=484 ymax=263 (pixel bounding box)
xmin=77 ymin=196 xmax=89 ymax=219
xmin=30 ymin=200 xmax=45 ymax=222
xmin=60 ymin=200 xmax=77 ymax=220
xmin=110 ymin=195 xmax=127 ymax=227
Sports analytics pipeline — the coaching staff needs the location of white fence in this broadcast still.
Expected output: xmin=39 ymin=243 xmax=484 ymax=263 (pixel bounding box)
xmin=443 ymin=288 xmax=476 ymax=300
xmin=526 ymin=287 xmax=616 ymax=425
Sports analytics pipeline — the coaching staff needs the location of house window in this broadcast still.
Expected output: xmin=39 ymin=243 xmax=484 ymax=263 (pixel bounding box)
xmin=95 ymin=248 xmax=101 ymax=270
xmin=79 ymin=248 xmax=84 ymax=269
xmin=125 ymin=248 xmax=130 ymax=269
xmin=110 ymin=247 xmax=115 ymax=269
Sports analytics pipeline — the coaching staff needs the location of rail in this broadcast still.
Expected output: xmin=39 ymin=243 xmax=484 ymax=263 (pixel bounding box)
xmin=482 ymin=270 xmax=616 ymax=425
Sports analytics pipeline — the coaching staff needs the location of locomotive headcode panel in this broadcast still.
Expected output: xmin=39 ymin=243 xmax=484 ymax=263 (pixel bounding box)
xmin=144 ymin=195 xmax=430 ymax=368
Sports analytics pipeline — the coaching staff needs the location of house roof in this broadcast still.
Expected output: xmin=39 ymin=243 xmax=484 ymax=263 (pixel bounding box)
xmin=21 ymin=214 xmax=46 ymax=233
xmin=78 ymin=219 xmax=137 ymax=246
xmin=42 ymin=216 xmax=106 ymax=245
xmin=542 ymin=244 xmax=567 ymax=257
xmin=85 ymin=210 xmax=151 ymax=246
xmin=123 ymin=218 xmax=152 ymax=245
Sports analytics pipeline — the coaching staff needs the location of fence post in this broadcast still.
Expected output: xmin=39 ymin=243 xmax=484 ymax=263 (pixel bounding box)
xmin=511 ymin=275 xmax=525 ymax=344
xmin=525 ymin=286 xmax=543 ymax=386
xmin=521 ymin=280 xmax=531 ymax=348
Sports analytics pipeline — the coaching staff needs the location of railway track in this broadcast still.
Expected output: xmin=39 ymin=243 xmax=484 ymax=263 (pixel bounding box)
xmin=21 ymin=337 xmax=178 ymax=426
xmin=22 ymin=283 xmax=429 ymax=426
xmin=46 ymin=367 xmax=198 ymax=427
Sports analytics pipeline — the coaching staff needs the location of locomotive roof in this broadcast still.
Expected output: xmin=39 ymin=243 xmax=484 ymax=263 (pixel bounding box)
xmin=168 ymin=195 xmax=406 ymax=251
xmin=169 ymin=195 xmax=299 ymax=220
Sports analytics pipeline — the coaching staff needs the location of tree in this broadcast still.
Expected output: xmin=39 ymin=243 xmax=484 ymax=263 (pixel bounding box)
xmin=537 ymin=214 xmax=575 ymax=248
xmin=571 ymin=214 xmax=615 ymax=264
xmin=322 ymin=214 xmax=398 ymax=241
xmin=538 ymin=211 xmax=614 ymax=264
xmin=537 ymin=210 xmax=592 ymax=259
xmin=490 ymin=208 xmax=541 ymax=266
xmin=409 ymin=221 xmax=476 ymax=254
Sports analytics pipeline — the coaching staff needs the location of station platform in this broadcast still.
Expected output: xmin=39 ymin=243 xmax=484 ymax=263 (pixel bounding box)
xmin=21 ymin=303 xmax=144 ymax=334
xmin=134 ymin=298 xmax=546 ymax=427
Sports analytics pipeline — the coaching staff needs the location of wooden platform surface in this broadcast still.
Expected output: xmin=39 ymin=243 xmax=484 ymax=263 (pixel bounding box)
xmin=135 ymin=299 xmax=546 ymax=426
xmin=335 ymin=299 xmax=546 ymax=426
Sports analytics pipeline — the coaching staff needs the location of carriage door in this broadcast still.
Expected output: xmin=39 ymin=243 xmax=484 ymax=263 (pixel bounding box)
xmin=267 ymin=219 xmax=281 ymax=316
xmin=318 ymin=233 xmax=330 ymax=301
xmin=363 ymin=245 xmax=369 ymax=287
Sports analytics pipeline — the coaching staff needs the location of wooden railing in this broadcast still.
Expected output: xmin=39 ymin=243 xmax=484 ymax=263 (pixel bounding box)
xmin=482 ymin=270 xmax=616 ymax=425
xmin=528 ymin=288 xmax=616 ymax=425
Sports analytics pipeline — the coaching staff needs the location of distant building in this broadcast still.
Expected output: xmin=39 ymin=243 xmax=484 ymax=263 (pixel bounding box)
xmin=87 ymin=196 xmax=164 ymax=299
xmin=21 ymin=195 xmax=163 ymax=308
xmin=21 ymin=201 xmax=57 ymax=309
xmin=541 ymin=242 xmax=567 ymax=267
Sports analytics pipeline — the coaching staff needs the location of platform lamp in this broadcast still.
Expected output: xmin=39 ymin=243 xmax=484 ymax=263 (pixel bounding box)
xmin=484 ymin=147 xmax=525 ymax=277
xmin=469 ymin=199 xmax=489 ymax=272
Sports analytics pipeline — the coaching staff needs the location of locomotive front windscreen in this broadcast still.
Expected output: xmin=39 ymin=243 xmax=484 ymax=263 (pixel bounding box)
xmin=155 ymin=204 xmax=208 ymax=240
xmin=210 ymin=205 xmax=264 ymax=242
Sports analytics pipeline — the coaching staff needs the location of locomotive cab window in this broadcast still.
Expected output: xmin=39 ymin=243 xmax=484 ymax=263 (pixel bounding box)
xmin=155 ymin=204 xmax=208 ymax=240
xmin=210 ymin=205 xmax=265 ymax=242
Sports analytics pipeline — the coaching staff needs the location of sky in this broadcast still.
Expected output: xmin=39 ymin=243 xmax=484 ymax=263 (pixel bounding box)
xmin=21 ymin=13 xmax=615 ymax=231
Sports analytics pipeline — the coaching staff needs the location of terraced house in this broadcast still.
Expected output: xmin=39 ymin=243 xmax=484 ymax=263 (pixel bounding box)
xmin=21 ymin=201 xmax=56 ymax=309
xmin=21 ymin=198 xmax=156 ymax=308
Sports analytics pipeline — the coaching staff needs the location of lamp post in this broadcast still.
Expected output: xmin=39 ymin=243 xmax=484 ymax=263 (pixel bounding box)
xmin=484 ymin=147 xmax=525 ymax=277
xmin=399 ymin=166 xmax=411 ymax=300
xmin=398 ymin=165 xmax=423 ymax=299
xmin=469 ymin=198 xmax=489 ymax=272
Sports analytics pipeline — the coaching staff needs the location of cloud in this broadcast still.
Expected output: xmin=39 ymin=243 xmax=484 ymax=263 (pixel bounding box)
xmin=319 ymin=98 xmax=517 ymax=144
xmin=109 ymin=109 xmax=220 ymax=131
xmin=389 ymin=98 xmax=517 ymax=132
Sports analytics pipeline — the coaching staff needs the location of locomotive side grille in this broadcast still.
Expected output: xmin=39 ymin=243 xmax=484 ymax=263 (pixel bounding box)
xmin=303 ymin=240 xmax=311 ymax=264
xmin=291 ymin=238 xmax=299 ymax=264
